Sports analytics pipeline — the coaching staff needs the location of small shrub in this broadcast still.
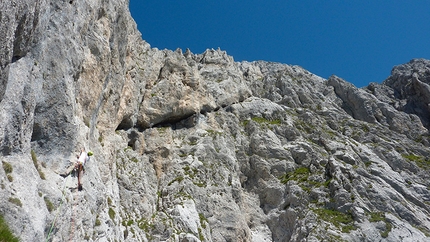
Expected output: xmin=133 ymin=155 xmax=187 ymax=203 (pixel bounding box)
xmin=130 ymin=157 xmax=139 ymax=163
xmin=168 ymin=176 xmax=184 ymax=186
xmin=361 ymin=124 xmax=370 ymax=132
xmin=313 ymin=208 xmax=356 ymax=232
xmin=280 ymin=167 xmax=310 ymax=184
xmin=108 ymin=208 xmax=115 ymax=221
xmin=2 ymin=161 xmax=12 ymax=174
xmin=368 ymin=212 xmax=392 ymax=238
xmin=95 ymin=218 xmax=101 ymax=226
xmin=402 ymin=153 xmax=430 ymax=169
xmin=0 ymin=214 xmax=19 ymax=242
xmin=8 ymin=197 xmax=22 ymax=207
xmin=198 ymin=227 xmax=205 ymax=241
xmin=251 ymin=116 xmax=281 ymax=125
xmin=7 ymin=175 xmax=13 ymax=182
xmin=138 ymin=218 xmax=154 ymax=232
xmin=381 ymin=221 xmax=392 ymax=238
xmin=368 ymin=212 xmax=385 ymax=222
xmin=199 ymin=213 xmax=208 ymax=229
xmin=31 ymin=150 xmax=46 ymax=180
xmin=242 ymin=120 xmax=250 ymax=126
xmin=84 ymin=117 xmax=90 ymax=127
xmin=44 ymin=197 xmax=54 ymax=212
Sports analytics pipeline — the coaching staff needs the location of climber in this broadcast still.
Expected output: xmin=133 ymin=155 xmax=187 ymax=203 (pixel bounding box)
xmin=60 ymin=148 xmax=91 ymax=190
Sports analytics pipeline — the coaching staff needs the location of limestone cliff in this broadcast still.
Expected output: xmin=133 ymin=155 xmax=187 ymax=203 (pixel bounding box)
xmin=1 ymin=0 xmax=430 ymax=241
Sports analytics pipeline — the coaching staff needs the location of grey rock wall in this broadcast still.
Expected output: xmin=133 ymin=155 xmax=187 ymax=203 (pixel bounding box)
xmin=1 ymin=0 xmax=430 ymax=241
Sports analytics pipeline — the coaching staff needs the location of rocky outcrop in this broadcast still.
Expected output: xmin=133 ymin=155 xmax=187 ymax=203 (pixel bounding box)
xmin=1 ymin=0 xmax=430 ymax=241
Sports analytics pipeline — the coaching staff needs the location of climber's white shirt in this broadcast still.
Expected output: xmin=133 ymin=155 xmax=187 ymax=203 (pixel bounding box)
xmin=78 ymin=151 xmax=88 ymax=165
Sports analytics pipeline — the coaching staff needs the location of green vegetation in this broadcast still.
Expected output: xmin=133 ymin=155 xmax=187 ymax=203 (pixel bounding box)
xmin=137 ymin=218 xmax=154 ymax=232
xmin=199 ymin=213 xmax=208 ymax=229
xmin=279 ymin=167 xmax=332 ymax=193
xmin=368 ymin=212 xmax=392 ymax=238
xmin=8 ymin=197 xmax=22 ymax=207
xmin=313 ymin=208 xmax=356 ymax=233
xmin=251 ymin=116 xmax=281 ymax=125
xmin=168 ymin=176 xmax=184 ymax=186
xmin=361 ymin=124 xmax=370 ymax=132
xmin=108 ymin=208 xmax=116 ymax=221
xmin=84 ymin=117 xmax=90 ymax=127
xmin=95 ymin=217 xmax=101 ymax=226
xmin=31 ymin=150 xmax=46 ymax=180
xmin=2 ymin=161 xmax=12 ymax=174
xmin=414 ymin=225 xmax=430 ymax=237
xmin=242 ymin=117 xmax=281 ymax=127
xmin=206 ymin=129 xmax=222 ymax=136
xmin=157 ymin=126 xmax=169 ymax=134
xmin=381 ymin=222 xmax=392 ymax=238
xmin=280 ymin=167 xmax=310 ymax=184
xmin=294 ymin=119 xmax=315 ymax=134
xmin=242 ymin=120 xmax=250 ymax=126
xmin=2 ymin=162 xmax=14 ymax=183
xmin=130 ymin=157 xmax=139 ymax=163
xmin=0 ymin=214 xmax=19 ymax=242
xmin=368 ymin=212 xmax=385 ymax=222
xmin=44 ymin=197 xmax=54 ymax=212
xmin=183 ymin=166 xmax=198 ymax=179
xmin=193 ymin=181 xmax=207 ymax=188
xmin=402 ymin=153 xmax=430 ymax=169
xmin=198 ymin=227 xmax=205 ymax=241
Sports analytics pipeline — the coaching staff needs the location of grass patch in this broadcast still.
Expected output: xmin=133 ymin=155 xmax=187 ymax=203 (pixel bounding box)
xmin=130 ymin=157 xmax=139 ymax=163
xmin=280 ymin=167 xmax=310 ymax=184
xmin=368 ymin=212 xmax=385 ymax=222
xmin=108 ymin=208 xmax=116 ymax=221
xmin=8 ymin=197 xmax=22 ymax=207
xmin=138 ymin=218 xmax=154 ymax=232
xmin=381 ymin=222 xmax=392 ymax=238
xmin=199 ymin=213 xmax=208 ymax=229
xmin=31 ymin=150 xmax=46 ymax=180
xmin=44 ymin=197 xmax=54 ymax=212
xmin=168 ymin=176 xmax=184 ymax=186
xmin=368 ymin=212 xmax=392 ymax=238
xmin=294 ymin=119 xmax=315 ymax=134
xmin=183 ymin=166 xmax=198 ymax=179
xmin=0 ymin=214 xmax=19 ymax=242
xmin=252 ymin=116 xmax=281 ymax=125
xmin=2 ymin=161 xmax=12 ymax=174
xmin=95 ymin=217 xmax=101 ymax=226
xmin=193 ymin=181 xmax=207 ymax=188
xmin=402 ymin=153 xmax=430 ymax=169
xmin=361 ymin=124 xmax=370 ymax=132
xmin=313 ymin=208 xmax=356 ymax=233
xmin=198 ymin=227 xmax=205 ymax=241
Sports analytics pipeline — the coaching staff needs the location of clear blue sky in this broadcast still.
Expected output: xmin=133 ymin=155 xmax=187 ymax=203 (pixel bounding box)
xmin=129 ymin=1 xmax=430 ymax=88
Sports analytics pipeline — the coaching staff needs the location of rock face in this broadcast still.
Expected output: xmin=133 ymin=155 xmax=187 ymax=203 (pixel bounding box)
xmin=1 ymin=1 xmax=430 ymax=241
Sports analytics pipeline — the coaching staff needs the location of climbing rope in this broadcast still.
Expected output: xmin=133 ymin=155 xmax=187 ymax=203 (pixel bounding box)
xmin=45 ymin=175 xmax=70 ymax=242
